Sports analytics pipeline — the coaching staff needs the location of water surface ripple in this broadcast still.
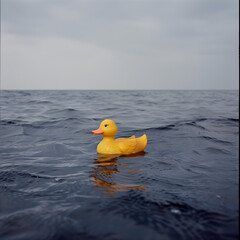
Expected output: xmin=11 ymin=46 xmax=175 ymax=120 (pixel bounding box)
xmin=0 ymin=90 xmax=239 ymax=240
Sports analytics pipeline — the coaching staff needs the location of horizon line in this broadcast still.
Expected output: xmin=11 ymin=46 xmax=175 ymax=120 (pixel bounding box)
xmin=0 ymin=88 xmax=239 ymax=91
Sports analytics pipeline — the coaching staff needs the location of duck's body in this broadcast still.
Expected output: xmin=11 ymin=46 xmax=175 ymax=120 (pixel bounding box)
xmin=92 ymin=119 xmax=147 ymax=155
xmin=97 ymin=134 xmax=147 ymax=155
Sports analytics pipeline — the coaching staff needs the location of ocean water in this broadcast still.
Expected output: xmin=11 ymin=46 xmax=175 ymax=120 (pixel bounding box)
xmin=0 ymin=90 xmax=238 ymax=240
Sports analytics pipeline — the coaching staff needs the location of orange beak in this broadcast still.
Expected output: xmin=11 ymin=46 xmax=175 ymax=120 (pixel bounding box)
xmin=92 ymin=128 xmax=104 ymax=135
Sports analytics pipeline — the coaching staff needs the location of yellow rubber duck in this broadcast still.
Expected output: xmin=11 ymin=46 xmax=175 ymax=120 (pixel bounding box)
xmin=92 ymin=119 xmax=147 ymax=155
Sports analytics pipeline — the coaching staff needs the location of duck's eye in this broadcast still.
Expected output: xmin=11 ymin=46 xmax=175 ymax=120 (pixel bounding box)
xmin=105 ymin=124 xmax=108 ymax=127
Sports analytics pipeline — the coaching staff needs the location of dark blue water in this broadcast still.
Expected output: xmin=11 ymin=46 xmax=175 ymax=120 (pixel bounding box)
xmin=0 ymin=90 xmax=239 ymax=240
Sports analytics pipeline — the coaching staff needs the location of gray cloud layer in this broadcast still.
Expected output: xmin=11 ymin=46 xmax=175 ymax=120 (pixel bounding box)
xmin=1 ymin=0 xmax=239 ymax=89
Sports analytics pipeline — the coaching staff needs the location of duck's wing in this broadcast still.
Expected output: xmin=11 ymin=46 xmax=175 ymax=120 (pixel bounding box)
xmin=118 ymin=138 xmax=137 ymax=154
xmin=116 ymin=135 xmax=135 ymax=142
xmin=128 ymin=135 xmax=136 ymax=139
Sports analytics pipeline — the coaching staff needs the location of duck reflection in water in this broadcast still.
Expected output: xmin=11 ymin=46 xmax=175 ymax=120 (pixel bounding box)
xmin=90 ymin=152 xmax=146 ymax=194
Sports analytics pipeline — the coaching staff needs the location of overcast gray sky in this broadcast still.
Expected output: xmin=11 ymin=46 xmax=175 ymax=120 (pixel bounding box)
xmin=1 ymin=0 xmax=239 ymax=90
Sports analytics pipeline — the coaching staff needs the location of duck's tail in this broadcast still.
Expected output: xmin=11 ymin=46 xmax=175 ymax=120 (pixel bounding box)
xmin=136 ymin=134 xmax=147 ymax=152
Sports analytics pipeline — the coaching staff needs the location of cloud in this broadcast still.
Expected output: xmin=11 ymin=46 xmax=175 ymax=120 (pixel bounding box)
xmin=1 ymin=0 xmax=239 ymax=89
xmin=2 ymin=34 xmax=122 ymax=89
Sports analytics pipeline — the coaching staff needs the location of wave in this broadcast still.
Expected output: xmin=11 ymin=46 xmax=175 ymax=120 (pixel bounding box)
xmin=201 ymin=136 xmax=232 ymax=145
xmin=128 ymin=117 xmax=238 ymax=133
xmin=32 ymin=143 xmax=82 ymax=157
xmin=0 ymin=119 xmax=25 ymax=126
xmin=100 ymin=191 xmax=236 ymax=240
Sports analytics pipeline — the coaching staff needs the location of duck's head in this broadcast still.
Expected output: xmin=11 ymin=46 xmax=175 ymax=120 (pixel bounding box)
xmin=92 ymin=119 xmax=118 ymax=137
